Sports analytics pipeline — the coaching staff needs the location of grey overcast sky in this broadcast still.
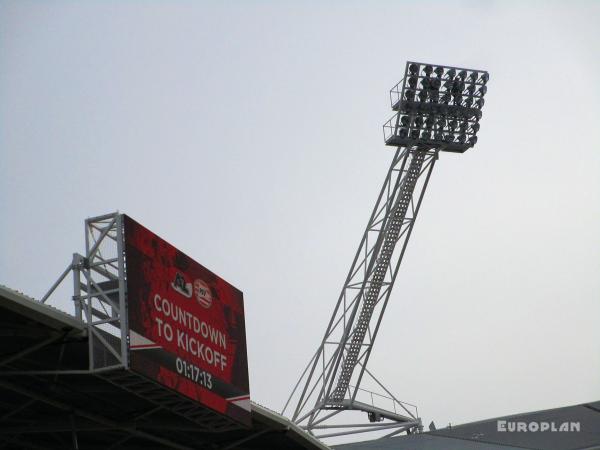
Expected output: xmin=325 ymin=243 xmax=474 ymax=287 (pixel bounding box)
xmin=1 ymin=0 xmax=599 ymax=434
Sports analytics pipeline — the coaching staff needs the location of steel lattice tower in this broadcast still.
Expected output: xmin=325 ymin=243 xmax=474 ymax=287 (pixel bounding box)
xmin=283 ymin=61 xmax=489 ymax=440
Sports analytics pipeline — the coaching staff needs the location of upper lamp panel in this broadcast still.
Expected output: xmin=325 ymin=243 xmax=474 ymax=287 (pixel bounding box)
xmin=384 ymin=61 xmax=489 ymax=153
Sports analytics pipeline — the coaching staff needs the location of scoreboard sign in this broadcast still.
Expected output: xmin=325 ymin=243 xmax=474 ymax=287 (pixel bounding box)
xmin=123 ymin=215 xmax=250 ymax=425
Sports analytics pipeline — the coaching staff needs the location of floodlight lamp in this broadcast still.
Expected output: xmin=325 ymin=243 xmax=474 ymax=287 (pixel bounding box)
xmin=421 ymin=78 xmax=430 ymax=89
xmin=408 ymin=76 xmax=418 ymax=89
xmin=463 ymin=98 xmax=473 ymax=108
xmin=405 ymin=89 xmax=415 ymax=101
xmin=449 ymin=119 xmax=457 ymax=130
xmin=452 ymin=79 xmax=465 ymax=94
xmin=409 ymin=63 xmax=420 ymax=75
xmin=469 ymin=71 xmax=478 ymax=82
xmin=469 ymin=136 xmax=478 ymax=145
xmin=445 ymin=68 xmax=456 ymax=79
xmin=423 ymin=65 xmax=433 ymax=76
xmin=458 ymin=70 xmax=467 ymax=80
xmin=458 ymin=134 xmax=466 ymax=143
xmin=425 ymin=116 xmax=435 ymax=128
xmin=410 ymin=129 xmax=420 ymax=139
xmin=421 ymin=130 xmax=432 ymax=140
xmin=477 ymin=86 xmax=487 ymax=97
xmin=475 ymin=98 xmax=484 ymax=109
xmin=480 ymin=73 xmax=489 ymax=84
xmin=430 ymin=78 xmax=441 ymax=90
xmin=434 ymin=66 xmax=444 ymax=77
xmin=418 ymin=90 xmax=428 ymax=102
xmin=414 ymin=116 xmax=424 ymax=128
xmin=401 ymin=115 xmax=410 ymax=127
xmin=399 ymin=128 xmax=408 ymax=138
xmin=466 ymin=84 xmax=476 ymax=95
xmin=471 ymin=123 xmax=480 ymax=133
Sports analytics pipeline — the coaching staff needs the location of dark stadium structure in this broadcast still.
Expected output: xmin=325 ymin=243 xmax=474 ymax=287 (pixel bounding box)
xmin=2 ymin=272 xmax=599 ymax=450
xmin=2 ymin=277 xmax=598 ymax=450
xmin=1 ymin=263 xmax=600 ymax=450
xmin=0 ymin=284 xmax=328 ymax=450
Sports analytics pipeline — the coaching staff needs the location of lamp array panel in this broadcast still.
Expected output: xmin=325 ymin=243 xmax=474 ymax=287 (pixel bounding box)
xmin=385 ymin=62 xmax=489 ymax=153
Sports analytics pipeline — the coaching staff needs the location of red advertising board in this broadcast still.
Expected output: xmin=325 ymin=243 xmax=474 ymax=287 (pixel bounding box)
xmin=123 ymin=215 xmax=250 ymax=425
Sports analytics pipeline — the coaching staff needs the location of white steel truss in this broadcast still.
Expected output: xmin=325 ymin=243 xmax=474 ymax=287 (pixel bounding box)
xmin=284 ymin=147 xmax=437 ymax=438
xmin=41 ymin=212 xmax=128 ymax=372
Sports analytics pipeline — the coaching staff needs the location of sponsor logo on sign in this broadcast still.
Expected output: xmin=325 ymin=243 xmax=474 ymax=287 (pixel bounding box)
xmin=194 ymin=279 xmax=213 ymax=309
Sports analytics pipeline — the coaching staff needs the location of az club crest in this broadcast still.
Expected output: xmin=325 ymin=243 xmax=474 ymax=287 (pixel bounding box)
xmin=171 ymin=272 xmax=192 ymax=298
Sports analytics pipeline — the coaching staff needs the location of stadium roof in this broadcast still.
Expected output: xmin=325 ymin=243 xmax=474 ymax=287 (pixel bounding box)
xmin=0 ymin=284 xmax=329 ymax=450
xmin=334 ymin=401 xmax=600 ymax=450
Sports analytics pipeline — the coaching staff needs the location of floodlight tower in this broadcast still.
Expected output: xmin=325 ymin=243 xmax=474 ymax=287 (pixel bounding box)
xmin=283 ymin=62 xmax=490 ymax=439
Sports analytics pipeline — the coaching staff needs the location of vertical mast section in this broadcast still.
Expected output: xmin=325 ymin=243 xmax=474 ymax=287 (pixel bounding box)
xmin=329 ymin=148 xmax=428 ymax=403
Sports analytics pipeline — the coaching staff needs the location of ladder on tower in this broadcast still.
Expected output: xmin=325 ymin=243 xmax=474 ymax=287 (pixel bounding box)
xmin=330 ymin=151 xmax=426 ymax=403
